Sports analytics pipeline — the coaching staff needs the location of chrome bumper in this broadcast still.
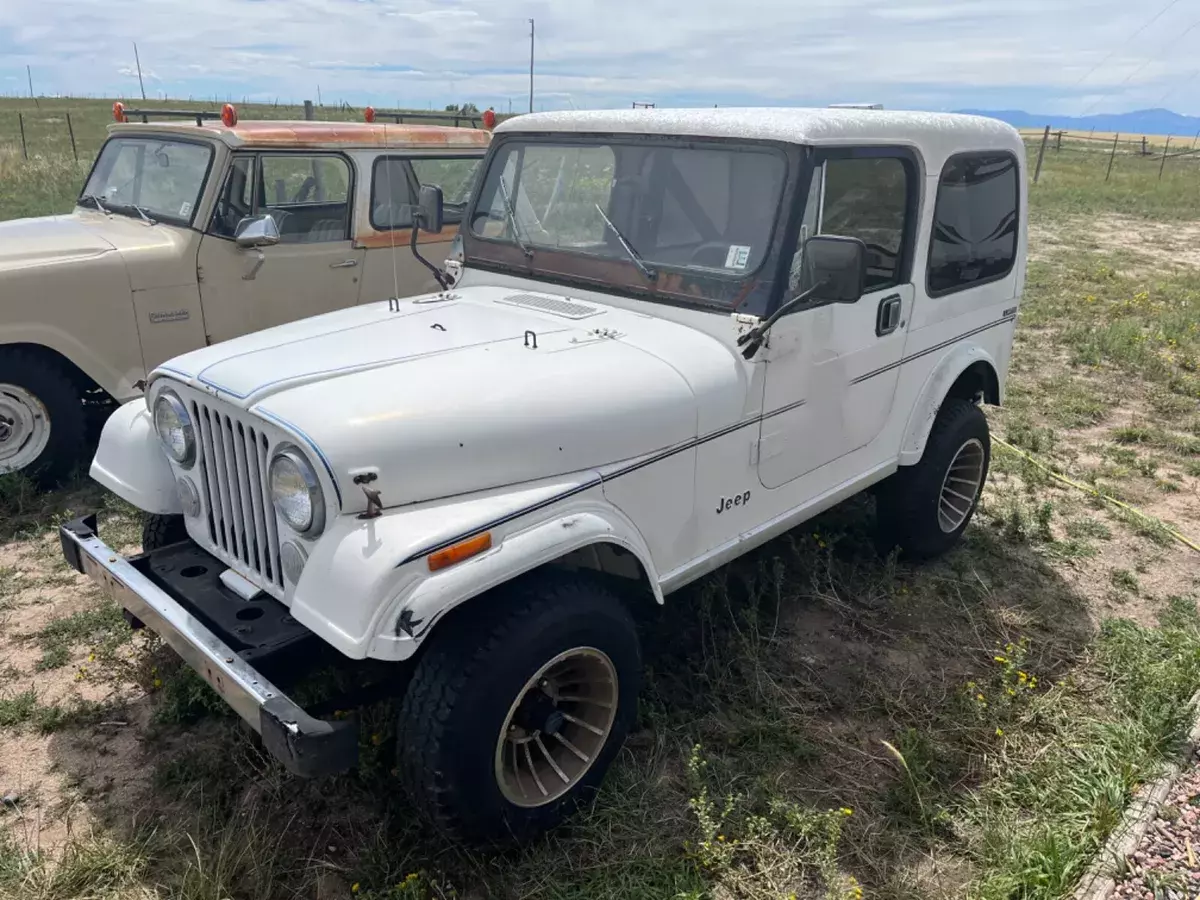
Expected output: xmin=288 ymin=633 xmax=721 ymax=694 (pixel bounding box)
xmin=59 ymin=515 xmax=357 ymax=777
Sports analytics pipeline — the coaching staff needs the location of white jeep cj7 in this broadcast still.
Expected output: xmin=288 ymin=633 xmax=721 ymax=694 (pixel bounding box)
xmin=61 ymin=108 xmax=1025 ymax=842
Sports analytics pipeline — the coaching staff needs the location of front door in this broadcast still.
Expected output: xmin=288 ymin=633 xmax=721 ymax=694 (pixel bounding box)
xmin=197 ymin=152 xmax=364 ymax=345
xmin=758 ymin=147 xmax=920 ymax=489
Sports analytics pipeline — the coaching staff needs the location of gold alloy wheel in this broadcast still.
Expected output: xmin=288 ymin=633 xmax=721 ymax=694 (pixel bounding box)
xmin=494 ymin=647 xmax=619 ymax=808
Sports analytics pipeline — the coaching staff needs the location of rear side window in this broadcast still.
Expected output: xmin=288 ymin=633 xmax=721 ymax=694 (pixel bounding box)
xmin=927 ymin=153 xmax=1019 ymax=296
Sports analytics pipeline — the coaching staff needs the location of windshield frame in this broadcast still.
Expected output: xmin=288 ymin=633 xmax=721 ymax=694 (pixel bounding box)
xmin=79 ymin=134 xmax=217 ymax=229
xmin=461 ymin=133 xmax=801 ymax=315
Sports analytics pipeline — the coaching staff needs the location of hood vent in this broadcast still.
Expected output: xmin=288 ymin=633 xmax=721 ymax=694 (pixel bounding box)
xmin=496 ymin=292 xmax=603 ymax=320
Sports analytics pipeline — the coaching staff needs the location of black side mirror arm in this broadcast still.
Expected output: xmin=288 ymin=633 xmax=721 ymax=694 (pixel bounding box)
xmin=736 ymin=283 xmax=823 ymax=360
xmin=409 ymin=211 xmax=451 ymax=292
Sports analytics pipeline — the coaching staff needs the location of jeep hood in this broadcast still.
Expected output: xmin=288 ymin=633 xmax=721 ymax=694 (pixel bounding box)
xmin=0 ymin=213 xmax=118 ymax=270
xmin=155 ymin=286 xmax=745 ymax=511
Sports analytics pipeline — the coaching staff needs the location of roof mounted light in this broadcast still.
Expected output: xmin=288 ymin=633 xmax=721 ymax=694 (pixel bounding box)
xmin=482 ymin=108 xmax=496 ymax=130
xmin=113 ymin=101 xmax=127 ymax=123
xmin=364 ymin=106 xmax=376 ymax=124
xmin=221 ymin=103 xmax=238 ymax=127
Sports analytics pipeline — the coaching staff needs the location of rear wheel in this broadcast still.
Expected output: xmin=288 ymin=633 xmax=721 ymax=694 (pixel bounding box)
xmin=0 ymin=351 xmax=85 ymax=485
xmin=396 ymin=571 xmax=640 ymax=844
xmin=877 ymin=398 xmax=990 ymax=559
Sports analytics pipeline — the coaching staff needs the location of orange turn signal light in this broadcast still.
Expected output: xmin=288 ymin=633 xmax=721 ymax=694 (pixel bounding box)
xmin=482 ymin=108 xmax=496 ymax=130
xmin=364 ymin=105 xmax=376 ymax=124
xmin=112 ymin=101 xmax=126 ymax=123
xmin=221 ymin=103 xmax=238 ymax=127
xmin=428 ymin=532 xmax=492 ymax=572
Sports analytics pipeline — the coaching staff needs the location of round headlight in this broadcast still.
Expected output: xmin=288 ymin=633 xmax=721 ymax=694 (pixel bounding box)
xmin=153 ymin=390 xmax=195 ymax=467
xmin=269 ymin=445 xmax=325 ymax=536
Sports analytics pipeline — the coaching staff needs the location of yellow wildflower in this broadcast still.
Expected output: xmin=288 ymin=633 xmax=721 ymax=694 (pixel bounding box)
xmin=152 ymin=678 xmax=162 ymax=688
xmin=996 ymin=727 xmax=1004 ymax=736
xmin=717 ymin=834 xmax=726 ymax=842
xmin=840 ymin=807 xmax=853 ymax=816
xmin=994 ymin=655 xmax=1007 ymax=664
xmin=351 ymin=884 xmax=360 ymax=894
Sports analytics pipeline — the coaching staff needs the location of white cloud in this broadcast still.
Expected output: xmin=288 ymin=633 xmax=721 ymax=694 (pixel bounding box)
xmin=3 ymin=0 xmax=1200 ymax=115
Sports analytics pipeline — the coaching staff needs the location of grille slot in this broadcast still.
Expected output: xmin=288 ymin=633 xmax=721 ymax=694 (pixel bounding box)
xmin=495 ymin=292 xmax=602 ymax=320
xmin=190 ymin=400 xmax=283 ymax=594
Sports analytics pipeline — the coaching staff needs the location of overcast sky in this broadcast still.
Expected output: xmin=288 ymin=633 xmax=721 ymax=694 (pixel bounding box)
xmin=2 ymin=0 xmax=1199 ymax=115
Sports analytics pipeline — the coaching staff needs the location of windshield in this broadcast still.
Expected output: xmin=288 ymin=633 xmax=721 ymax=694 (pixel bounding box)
xmin=469 ymin=139 xmax=787 ymax=303
xmin=81 ymin=137 xmax=213 ymax=225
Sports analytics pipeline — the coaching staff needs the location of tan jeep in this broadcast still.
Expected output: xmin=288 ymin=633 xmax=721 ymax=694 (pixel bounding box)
xmin=0 ymin=105 xmax=489 ymax=481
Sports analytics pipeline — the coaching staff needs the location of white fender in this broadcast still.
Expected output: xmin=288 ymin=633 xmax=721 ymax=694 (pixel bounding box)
xmin=367 ymin=505 xmax=661 ymax=661
xmin=897 ymin=343 xmax=999 ymax=467
xmin=90 ymin=400 xmax=182 ymax=515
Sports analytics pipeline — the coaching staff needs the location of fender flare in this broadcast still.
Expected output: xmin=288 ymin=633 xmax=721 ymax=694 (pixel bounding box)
xmin=367 ymin=505 xmax=661 ymax=660
xmin=898 ymin=343 xmax=999 ymax=467
xmin=1 ymin=326 xmax=136 ymax=401
xmin=90 ymin=400 xmax=181 ymax=514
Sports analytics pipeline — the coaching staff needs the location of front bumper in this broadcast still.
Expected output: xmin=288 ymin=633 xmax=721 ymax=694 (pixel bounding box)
xmin=59 ymin=515 xmax=357 ymax=777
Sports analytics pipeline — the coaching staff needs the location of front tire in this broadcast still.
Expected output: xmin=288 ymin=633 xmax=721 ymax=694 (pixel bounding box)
xmin=396 ymin=571 xmax=641 ymax=844
xmin=0 ymin=351 xmax=85 ymax=485
xmin=877 ymin=398 xmax=991 ymax=559
xmin=142 ymin=514 xmax=187 ymax=552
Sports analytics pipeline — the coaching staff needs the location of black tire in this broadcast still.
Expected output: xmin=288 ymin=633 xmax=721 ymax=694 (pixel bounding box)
xmin=876 ymin=398 xmax=991 ymax=559
xmin=0 ymin=350 xmax=85 ymax=485
xmin=142 ymin=514 xmax=188 ymax=552
xmin=396 ymin=570 xmax=641 ymax=844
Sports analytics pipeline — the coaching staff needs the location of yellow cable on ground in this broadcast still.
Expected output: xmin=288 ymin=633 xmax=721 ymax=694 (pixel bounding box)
xmin=991 ymin=436 xmax=1200 ymax=555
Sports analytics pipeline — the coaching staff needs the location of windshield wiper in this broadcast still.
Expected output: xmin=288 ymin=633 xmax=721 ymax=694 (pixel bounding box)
xmin=78 ymin=194 xmax=109 ymax=215
xmin=594 ymin=203 xmax=656 ymax=282
xmin=498 ymin=176 xmax=533 ymax=258
xmin=127 ymin=204 xmax=157 ymax=226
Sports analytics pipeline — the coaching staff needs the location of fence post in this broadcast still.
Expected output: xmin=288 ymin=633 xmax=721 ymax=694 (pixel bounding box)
xmin=1033 ymin=125 xmax=1051 ymax=184
xmin=1141 ymin=136 xmax=1148 ymax=156
xmin=65 ymin=112 xmax=78 ymax=161
xmin=1056 ymin=130 xmax=1063 ymax=151
xmin=18 ymin=112 xmax=27 ymax=160
xmin=1106 ymin=133 xmax=1120 ymax=182
xmin=1159 ymin=135 xmax=1172 ymax=180
xmin=303 ymin=100 xmax=314 ymax=121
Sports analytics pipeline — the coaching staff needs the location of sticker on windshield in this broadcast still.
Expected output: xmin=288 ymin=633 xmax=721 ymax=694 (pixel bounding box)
xmin=179 ymin=201 xmax=192 ymax=218
xmin=724 ymin=245 xmax=751 ymax=270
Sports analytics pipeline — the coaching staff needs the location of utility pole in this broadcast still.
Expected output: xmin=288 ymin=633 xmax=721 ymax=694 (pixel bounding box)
xmin=26 ymin=65 xmax=37 ymax=108
xmin=133 ymin=42 xmax=147 ymax=100
xmin=529 ymin=18 xmax=535 ymax=114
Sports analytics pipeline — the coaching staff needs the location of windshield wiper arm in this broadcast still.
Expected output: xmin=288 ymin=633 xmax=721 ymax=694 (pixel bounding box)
xmin=127 ymin=204 xmax=157 ymax=226
xmin=78 ymin=194 xmax=109 ymax=215
xmin=594 ymin=203 xmax=656 ymax=282
xmin=498 ymin=176 xmax=533 ymax=258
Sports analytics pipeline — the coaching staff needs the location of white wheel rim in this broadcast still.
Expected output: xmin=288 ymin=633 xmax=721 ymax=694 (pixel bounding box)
xmin=938 ymin=438 xmax=985 ymax=534
xmin=494 ymin=647 xmax=619 ymax=808
xmin=0 ymin=384 xmax=51 ymax=474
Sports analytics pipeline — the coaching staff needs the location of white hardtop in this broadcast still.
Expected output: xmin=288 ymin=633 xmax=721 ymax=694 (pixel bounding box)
xmin=497 ymin=107 xmax=1024 ymax=166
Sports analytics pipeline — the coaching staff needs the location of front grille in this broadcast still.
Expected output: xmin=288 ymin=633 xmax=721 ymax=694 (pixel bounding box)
xmin=190 ymin=399 xmax=283 ymax=595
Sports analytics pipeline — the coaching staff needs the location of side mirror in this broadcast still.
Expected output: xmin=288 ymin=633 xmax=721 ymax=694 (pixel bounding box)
xmin=416 ymin=184 xmax=444 ymax=234
xmin=234 ymin=214 xmax=280 ymax=249
xmin=800 ymin=235 xmax=866 ymax=304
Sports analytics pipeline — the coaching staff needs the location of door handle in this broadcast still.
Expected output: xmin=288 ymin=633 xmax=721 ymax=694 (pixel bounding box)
xmin=329 ymin=259 xmax=359 ymax=269
xmin=876 ymin=294 xmax=902 ymax=336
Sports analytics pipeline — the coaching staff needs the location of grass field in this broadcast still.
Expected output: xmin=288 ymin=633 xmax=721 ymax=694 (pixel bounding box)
xmin=1 ymin=107 xmax=1199 ymax=899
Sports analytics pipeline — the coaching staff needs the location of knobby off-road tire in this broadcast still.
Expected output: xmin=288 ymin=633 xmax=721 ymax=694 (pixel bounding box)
xmin=877 ymin=398 xmax=991 ymax=559
xmin=0 ymin=350 xmax=85 ymax=485
xmin=396 ymin=570 xmax=641 ymax=844
xmin=142 ymin=514 xmax=188 ymax=552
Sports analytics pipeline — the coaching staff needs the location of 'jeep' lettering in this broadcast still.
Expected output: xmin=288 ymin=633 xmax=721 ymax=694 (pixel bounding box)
xmin=716 ymin=491 xmax=751 ymax=514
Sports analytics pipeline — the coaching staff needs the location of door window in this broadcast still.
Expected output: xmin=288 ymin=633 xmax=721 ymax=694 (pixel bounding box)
xmin=209 ymin=155 xmax=255 ymax=238
xmin=410 ymin=157 xmax=481 ymax=224
xmin=927 ymin=152 xmax=1019 ymax=296
xmin=258 ymin=155 xmax=351 ymax=243
xmin=786 ymin=155 xmax=913 ymax=296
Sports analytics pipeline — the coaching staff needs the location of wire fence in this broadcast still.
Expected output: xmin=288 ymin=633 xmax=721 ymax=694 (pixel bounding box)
xmin=1019 ymin=126 xmax=1200 ymax=183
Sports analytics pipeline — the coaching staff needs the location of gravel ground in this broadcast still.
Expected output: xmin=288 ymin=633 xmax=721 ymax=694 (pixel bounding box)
xmin=1115 ymin=750 xmax=1200 ymax=900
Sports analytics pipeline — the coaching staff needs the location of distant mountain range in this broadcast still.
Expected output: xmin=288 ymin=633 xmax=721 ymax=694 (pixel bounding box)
xmin=955 ymin=108 xmax=1200 ymax=136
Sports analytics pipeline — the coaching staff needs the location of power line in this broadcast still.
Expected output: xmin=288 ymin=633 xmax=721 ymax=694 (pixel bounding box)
xmin=1079 ymin=10 xmax=1200 ymax=116
xmin=1071 ymin=0 xmax=1183 ymax=90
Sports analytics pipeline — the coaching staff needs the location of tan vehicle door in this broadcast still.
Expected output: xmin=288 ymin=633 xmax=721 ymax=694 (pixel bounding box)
xmin=196 ymin=152 xmax=364 ymax=344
